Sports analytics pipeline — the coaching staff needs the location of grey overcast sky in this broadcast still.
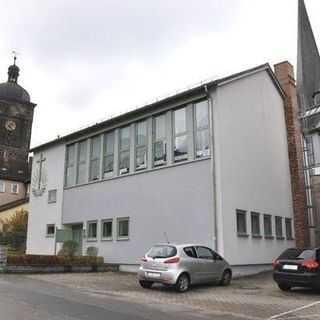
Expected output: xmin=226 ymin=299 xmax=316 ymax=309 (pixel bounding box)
xmin=0 ymin=0 xmax=319 ymax=147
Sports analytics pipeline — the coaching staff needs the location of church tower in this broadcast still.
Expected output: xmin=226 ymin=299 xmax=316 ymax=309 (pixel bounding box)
xmin=0 ymin=57 xmax=36 ymax=206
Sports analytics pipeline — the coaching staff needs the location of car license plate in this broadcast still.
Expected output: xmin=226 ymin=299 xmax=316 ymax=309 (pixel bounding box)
xmin=146 ymin=272 xmax=161 ymax=278
xmin=282 ymin=264 xmax=298 ymax=271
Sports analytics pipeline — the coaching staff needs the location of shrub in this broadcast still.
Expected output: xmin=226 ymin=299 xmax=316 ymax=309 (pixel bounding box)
xmin=86 ymin=246 xmax=98 ymax=257
xmin=58 ymin=241 xmax=78 ymax=257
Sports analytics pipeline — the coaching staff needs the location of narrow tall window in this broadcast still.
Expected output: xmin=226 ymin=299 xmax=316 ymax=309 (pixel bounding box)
xmin=236 ymin=209 xmax=247 ymax=236
xmin=65 ymin=144 xmax=75 ymax=187
xmin=174 ymin=107 xmax=188 ymax=162
xmin=194 ymin=100 xmax=210 ymax=158
xmin=87 ymin=221 xmax=98 ymax=240
xmin=77 ymin=140 xmax=87 ymax=184
xmin=101 ymin=219 xmax=113 ymax=240
xmin=89 ymin=136 xmax=101 ymax=181
xmin=0 ymin=180 xmax=4 ymax=193
xmin=11 ymin=183 xmax=19 ymax=194
xmin=119 ymin=126 xmax=130 ymax=175
xmin=264 ymin=214 xmax=273 ymax=238
xmin=117 ymin=217 xmax=129 ymax=240
xmin=48 ymin=189 xmax=57 ymax=203
xmin=285 ymin=218 xmax=293 ymax=240
xmin=251 ymin=212 xmax=261 ymax=237
xmin=153 ymin=114 xmax=167 ymax=166
xmin=136 ymin=121 xmax=147 ymax=170
xmin=275 ymin=216 xmax=283 ymax=239
xmin=103 ymin=131 xmax=115 ymax=178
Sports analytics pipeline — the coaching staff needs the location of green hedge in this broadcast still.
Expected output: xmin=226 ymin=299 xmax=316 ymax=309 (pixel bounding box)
xmin=7 ymin=255 xmax=104 ymax=266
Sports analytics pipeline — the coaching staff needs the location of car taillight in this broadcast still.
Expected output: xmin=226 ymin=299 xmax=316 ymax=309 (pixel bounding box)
xmin=164 ymin=257 xmax=180 ymax=264
xmin=272 ymin=259 xmax=280 ymax=268
xmin=141 ymin=258 xmax=147 ymax=262
xmin=302 ymin=259 xmax=319 ymax=270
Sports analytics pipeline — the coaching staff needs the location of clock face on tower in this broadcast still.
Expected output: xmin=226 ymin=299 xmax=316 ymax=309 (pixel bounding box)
xmin=5 ymin=120 xmax=16 ymax=131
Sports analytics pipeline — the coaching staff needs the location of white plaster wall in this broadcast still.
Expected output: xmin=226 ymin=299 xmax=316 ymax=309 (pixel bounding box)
xmin=213 ymin=71 xmax=295 ymax=265
xmin=62 ymin=159 xmax=214 ymax=264
xmin=26 ymin=144 xmax=66 ymax=255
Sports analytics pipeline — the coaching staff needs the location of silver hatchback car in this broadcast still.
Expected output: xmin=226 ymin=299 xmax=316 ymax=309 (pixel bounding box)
xmin=138 ymin=244 xmax=232 ymax=292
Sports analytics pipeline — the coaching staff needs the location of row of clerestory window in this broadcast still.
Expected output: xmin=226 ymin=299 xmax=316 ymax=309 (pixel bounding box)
xmin=64 ymin=100 xmax=211 ymax=187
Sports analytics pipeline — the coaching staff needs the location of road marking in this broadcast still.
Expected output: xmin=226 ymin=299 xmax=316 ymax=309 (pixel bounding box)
xmin=268 ymin=301 xmax=320 ymax=319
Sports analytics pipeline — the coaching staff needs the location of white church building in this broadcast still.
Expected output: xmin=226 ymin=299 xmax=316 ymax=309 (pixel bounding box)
xmin=27 ymin=63 xmax=296 ymax=271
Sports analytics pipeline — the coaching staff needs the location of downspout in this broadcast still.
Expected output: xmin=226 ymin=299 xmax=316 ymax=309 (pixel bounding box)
xmin=204 ymin=84 xmax=219 ymax=252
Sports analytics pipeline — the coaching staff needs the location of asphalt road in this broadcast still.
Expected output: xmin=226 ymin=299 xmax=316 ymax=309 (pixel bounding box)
xmin=0 ymin=274 xmax=241 ymax=320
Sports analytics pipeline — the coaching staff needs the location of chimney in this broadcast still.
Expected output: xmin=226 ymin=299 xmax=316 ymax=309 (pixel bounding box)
xmin=274 ymin=61 xmax=309 ymax=248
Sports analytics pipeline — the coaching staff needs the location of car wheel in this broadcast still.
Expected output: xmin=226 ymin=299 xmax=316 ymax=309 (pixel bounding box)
xmin=220 ymin=270 xmax=232 ymax=286
xmin=175 ymin=273 xmax=190 ymax=293
xmin=139 ymin=280 xmax=153 ymax=289
xmin=278 ymin=283 xmax=291 ymax=291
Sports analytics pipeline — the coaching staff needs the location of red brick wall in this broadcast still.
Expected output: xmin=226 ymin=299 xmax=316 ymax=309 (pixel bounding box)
xmin=274 ymin=61 xmax=309 ymax=248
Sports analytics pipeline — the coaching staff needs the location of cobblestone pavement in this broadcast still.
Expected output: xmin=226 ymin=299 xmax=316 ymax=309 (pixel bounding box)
xmin=27 ymin=272 xmax=320 ymax=320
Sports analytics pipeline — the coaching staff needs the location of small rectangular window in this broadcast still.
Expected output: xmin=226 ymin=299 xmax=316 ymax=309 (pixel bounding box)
xmin=65 ymin=144 xmax=75 ymax=187
xmin=236 ymin=209 xmax=247 ymax=236
xmin=136 ymin=121 xmax=147 ymax=171
xmin=117 ymin=217 xmax=129 ymax=240
xmin=46 ymin=224 xmax=55 ymax=237
xmin=11 ymin=183 xmax=19 ymax=194
xmin=48 ymin=189 xmax=57 ymax=203
xmin=174 ymin=107 xmax=188 ymax=162
xmin=77 ymin=140 xmax=88 ymax=184
xmin=251 ymin=212 xmax=261 ymax=237
xmin=194 ymin=100 xmax=210 ymax=158
xmin=101 ymin=219 xmax=113 ymax=240
xmin=263 ymin=214 xmax=273 ymax=238
xmin=0 ymin=181 xmax=5 ymax=193
xmin=89 ymin=136 xmax=101 ymax=181
xmin=275 ymin=216 xmax=283 ymax=239
xmin=285 ymin=218 xmax=293 ymax=240
xmin=103 ymin=131 xmax=115 ymax=178
xmin=87 ymin=221 xmax=98 ymax=240
xmin=153 ymin=114 xmax=167 ymax=167
xmin=119 ymin=127 xmax=130 ymax=175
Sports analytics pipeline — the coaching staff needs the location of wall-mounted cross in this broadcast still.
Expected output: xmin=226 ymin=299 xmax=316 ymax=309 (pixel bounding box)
xmin=36 ymin=153 xmax=46 ymax=190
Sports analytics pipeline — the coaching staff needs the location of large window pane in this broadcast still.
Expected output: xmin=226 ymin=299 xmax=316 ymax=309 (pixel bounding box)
xmin=89 ymin=136 xmax=101 ymax=181
xmin=196 ymin=130 xmax=210 ymax=157
xmin=153 ymin=115 xmax=166 ymax=166
xmin=119 ymin=150 xmax=130 ymax=174
xmin=174 ymin=135 xmax=188 ymax=160
xmin=119 ymin=127 xmax=130 ymax=174
xmin=103 ymin=132 xmax=114 ymax=176
xmin=65 ymin=144 xmax=75 ymax=187
xmin=174 ymin=107 xmax=188 ymax=162
xmin=195 ymin=101 xmax=210 ymax=158
xmin=174 ymin=108 xmax=186 ymax=134
xmin=77 ymin=140 xmax=87 ymax=184
xmin=136 ymin=121 xmax=147 ymax=170
xmin=120 ymin=127 xmax=130 ymax=151
xmin=195 ymin=100 xmax=209 ymax=129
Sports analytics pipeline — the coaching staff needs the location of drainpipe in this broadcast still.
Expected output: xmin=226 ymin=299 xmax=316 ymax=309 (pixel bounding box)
xmin=204 ymin=84 xmax=219 ymax=253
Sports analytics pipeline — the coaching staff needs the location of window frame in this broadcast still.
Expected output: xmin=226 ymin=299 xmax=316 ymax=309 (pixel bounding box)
xmin=65 ymin=144 xmax=76 ymax=187
xmin=236 ymin=209 xmax=248 ymax=237
xmin=11 ymin=183 xmax=19 ymax=194
xmin=263 ymin=214 xmax=273 ymax=239
xmin=251 ymin=212 xmax=261 ymax=238
xmin=285 ymin=218 xmax=294 ymax=240
xmin=194 ymin=100 xmax=210 ymax=158
xmin=76 ymin=140 xmax=88 ymax=184
xmin=173 ymin=107 xmax=188 ymax=162
xmin=275 ymin=216 xmax=284 ymax=240
xmin=46 ymin=224 xmax=55 ymax=237
xmin=119 ymin=126 xmax=131 ymax=175
xmin=135 ymin=120 xmax=148 ymax=171
xmin=87 ymin=220 xmax=98 ymax=241
xmin=0 ymin=180 xmax=5 ymax=193
xmin=103 ymin=131 xmax=115 ymax=178
xmin=117 ymin=217 xmax=130 ymax=240
xmin=48 ymin=189 xmax=57 ymax=204
xmin=153 ymin=114 xmax=167 ymax=167
xmin=89 ymin=136 xmax=101 ymax=182
xmin=101 ymin=219 xmax=113 ymax=241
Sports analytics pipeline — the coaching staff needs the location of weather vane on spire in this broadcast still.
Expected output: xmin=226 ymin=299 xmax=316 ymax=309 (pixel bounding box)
xmin=12 ymin=50 xmax=18 ymax=65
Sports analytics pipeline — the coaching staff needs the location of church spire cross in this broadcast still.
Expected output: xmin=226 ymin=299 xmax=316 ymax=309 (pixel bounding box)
xmin=7 ymin=51 xmax=20 ymax=84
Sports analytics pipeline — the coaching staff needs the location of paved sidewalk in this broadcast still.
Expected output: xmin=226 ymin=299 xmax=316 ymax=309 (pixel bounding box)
xmin=28 ymin=272 xmax=320 ymax=320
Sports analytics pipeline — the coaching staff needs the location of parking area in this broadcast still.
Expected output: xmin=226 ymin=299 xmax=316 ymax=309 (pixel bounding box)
xmin=27 ymin=271 xmax=320 ymax=320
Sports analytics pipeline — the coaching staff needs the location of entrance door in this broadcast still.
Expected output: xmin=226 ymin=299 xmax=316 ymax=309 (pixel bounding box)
xmin=72 ymin=224 xmax=83 ymax=256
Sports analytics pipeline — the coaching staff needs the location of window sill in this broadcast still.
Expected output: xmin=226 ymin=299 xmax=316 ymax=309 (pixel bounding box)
xmin=237 ymin=233 xmax=249 ymax=238
xmin=286 ymin=237 xmax=295 ymax=241
xmin=46 ymin=234 xmax=55 ymax=238
xmin=117 ymin=237 xmax=129 ymax=241
xmin=87 ymin=238 xmax=97 ymax=242
xmin=48 ymin=201 xmax=57 ymax=204
xmin=276 ymin=236 xmax=285 ymax=240
xmin=264 ymin=235 xmax=274 ymax=240
xmin=101 ymin=238 xmax=113 ymax=242
xmin=252 ymin=234 xmax=262 ymax=239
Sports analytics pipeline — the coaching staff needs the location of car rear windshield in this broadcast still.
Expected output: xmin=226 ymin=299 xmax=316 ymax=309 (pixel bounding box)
xmin=147 ymin=245 xmax=177 ymax=259
xmin=278 ymin=248 xmax=315 ymax=260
